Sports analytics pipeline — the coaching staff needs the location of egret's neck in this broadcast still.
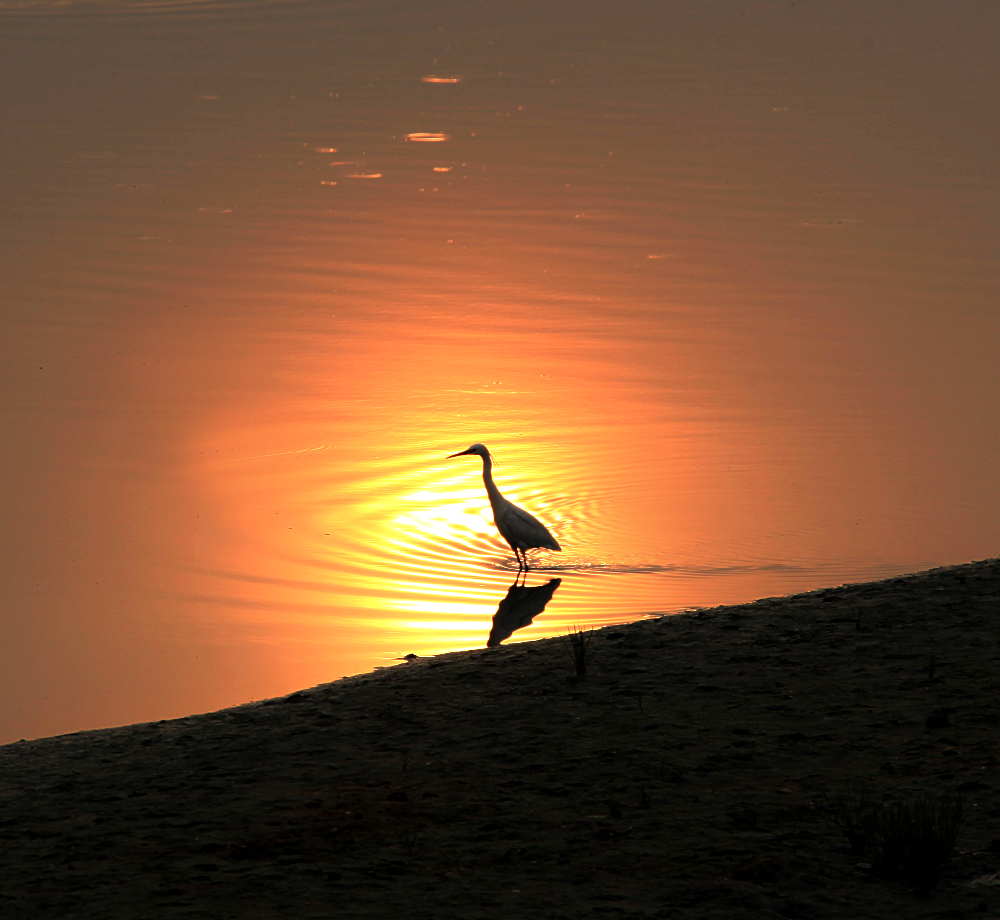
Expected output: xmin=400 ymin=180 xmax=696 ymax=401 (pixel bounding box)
xmin=480 ymin=452 xmax=505 ymax=511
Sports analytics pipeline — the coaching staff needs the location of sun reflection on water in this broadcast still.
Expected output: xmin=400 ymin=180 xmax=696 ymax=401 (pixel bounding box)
xmin=190 ymin=276 xmax=786 ymax=666
xmin=405 ymin=132 xmax=450 ymax=143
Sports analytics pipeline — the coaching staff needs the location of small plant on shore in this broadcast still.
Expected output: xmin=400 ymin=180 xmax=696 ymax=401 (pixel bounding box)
xmin=873 ymin=794 xmax=963 ymax=889
xmin=829 ymin=792 xmax=963 ymax=890
xmin=829 ymin=792 xmax=879 ymax=858
xmin=565 ymin=625 xmax=593 ymax=678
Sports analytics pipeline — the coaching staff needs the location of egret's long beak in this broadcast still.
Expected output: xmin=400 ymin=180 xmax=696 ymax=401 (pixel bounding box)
xmin=447 ymin=448 xmax=472 ymax=458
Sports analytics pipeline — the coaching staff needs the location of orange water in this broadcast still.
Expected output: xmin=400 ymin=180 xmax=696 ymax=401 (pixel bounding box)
xmin=2 ymin=0 xmax=998 ymax=742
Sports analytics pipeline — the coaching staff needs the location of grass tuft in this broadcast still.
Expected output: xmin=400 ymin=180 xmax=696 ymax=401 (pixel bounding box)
xmin=829 ymin=792 xmax=963 ymax=890
xmin=565 ymin=626 xmax=593 ymax=678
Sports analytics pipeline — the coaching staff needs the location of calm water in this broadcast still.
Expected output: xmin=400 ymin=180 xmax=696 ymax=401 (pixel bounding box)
xmin=2 ymin=0 xmax=998 ymax=743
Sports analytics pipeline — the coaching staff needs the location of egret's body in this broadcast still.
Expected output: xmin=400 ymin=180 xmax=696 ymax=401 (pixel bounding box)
xmin=448 ymin=443 xmax=561 ymax=569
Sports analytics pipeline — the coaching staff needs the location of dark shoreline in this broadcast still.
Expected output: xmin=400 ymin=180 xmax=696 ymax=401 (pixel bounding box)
xmin=2 ymin=559 xmax=998 ymax=918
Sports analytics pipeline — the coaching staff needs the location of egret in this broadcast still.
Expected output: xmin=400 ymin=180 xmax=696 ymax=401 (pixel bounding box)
xmin=447 ymin=443 xmax=562 ymax=570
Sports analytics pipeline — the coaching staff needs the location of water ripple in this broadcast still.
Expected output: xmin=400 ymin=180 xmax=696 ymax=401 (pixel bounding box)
xmin=0 ymin=0 xmax=310 ymax=18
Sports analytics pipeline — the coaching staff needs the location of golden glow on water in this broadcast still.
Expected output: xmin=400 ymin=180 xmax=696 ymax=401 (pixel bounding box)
xmin=4 ymin=0 xmax=1000 ymax=743
xmin=185 ymin=275 xmax=897 ymax=685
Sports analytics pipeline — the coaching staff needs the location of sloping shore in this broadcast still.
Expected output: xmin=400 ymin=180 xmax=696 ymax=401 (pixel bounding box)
xmin=2 ymin=560 xmax=998 ymax=919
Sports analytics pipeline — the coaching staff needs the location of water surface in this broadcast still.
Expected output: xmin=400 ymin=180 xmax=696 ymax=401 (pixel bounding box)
xmin=2 ymin=0 xmax=998 ymax=742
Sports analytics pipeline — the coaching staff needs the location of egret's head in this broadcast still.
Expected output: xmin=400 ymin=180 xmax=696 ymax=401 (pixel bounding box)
xmin=447 ymin=443 xmax=489 ymax=459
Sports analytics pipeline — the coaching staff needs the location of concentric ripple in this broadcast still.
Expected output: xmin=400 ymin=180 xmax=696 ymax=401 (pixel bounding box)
xmin=193 ymin=429 xmax=899 ymax=663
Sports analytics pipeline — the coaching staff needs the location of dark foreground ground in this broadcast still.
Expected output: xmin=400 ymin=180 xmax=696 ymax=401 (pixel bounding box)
xmin=1 ymin=560 xmax=998 ymax=919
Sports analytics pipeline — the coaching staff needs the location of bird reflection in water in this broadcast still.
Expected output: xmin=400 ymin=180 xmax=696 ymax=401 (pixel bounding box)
xmin=487 ymin=577 xmax=562 ymax=647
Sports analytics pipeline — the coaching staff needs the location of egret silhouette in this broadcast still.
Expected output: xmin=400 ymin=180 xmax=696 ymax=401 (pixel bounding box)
xmin=447 ymin=443 xmax=562 ymax=570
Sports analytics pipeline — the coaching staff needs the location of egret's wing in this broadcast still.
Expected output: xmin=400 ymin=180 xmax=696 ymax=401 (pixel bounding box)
xmin=498 ymin=502 xmax=562 ymax=551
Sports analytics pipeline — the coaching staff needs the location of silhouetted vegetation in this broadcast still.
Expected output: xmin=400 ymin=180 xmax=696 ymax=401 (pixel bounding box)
xmin=829 ymin=792 xmax=964 ymax=890
xmin=565 ymin=625 xmax=592 ymax=678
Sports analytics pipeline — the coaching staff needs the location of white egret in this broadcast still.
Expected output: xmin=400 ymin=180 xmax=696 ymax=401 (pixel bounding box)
xmin=447 ymin=443 xmax=562 ymax=569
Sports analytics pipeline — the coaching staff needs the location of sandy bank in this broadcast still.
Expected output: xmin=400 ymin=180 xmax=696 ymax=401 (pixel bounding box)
xmin=1 ymin=560 xmax=998 ymax=918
